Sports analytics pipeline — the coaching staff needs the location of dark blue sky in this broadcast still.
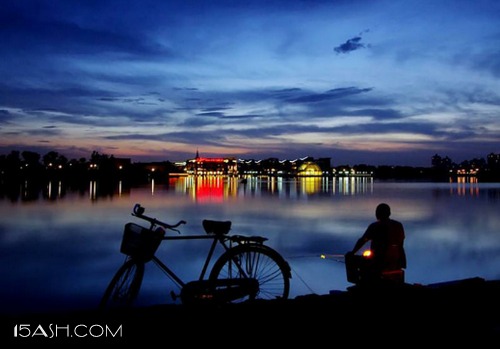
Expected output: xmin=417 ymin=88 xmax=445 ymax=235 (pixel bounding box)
xmin=1 ymin=0 xmax=499 ymax=166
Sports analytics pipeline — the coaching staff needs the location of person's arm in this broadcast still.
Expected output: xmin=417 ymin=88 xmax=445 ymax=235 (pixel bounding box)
xmin=351 ymin=223 xmax=374 ymax=254
xmin=351 ymin=235 xmax=369 ymax=254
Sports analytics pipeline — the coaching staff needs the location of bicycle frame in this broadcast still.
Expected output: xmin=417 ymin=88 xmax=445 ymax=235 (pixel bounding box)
xmin=131 ymin=203 xmax=261 ymax=293
xmin=148 ymin=233 xmax=234 ymax=290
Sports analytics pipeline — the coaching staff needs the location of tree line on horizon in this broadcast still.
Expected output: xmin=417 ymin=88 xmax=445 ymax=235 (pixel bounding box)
xmin=0 ymin=149 xmax=499 ymax=183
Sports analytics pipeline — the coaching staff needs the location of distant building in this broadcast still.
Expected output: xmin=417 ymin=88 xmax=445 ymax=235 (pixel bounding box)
xmin=185 ymin=150 xmax=238 ymax=176
xmin=431 ymin=154 xmax=453 ymax=169
xmin=297 ymin=161 xmax=322 ymax=176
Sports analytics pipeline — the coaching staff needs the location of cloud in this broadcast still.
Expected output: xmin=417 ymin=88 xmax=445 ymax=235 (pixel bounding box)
xmin=348 ymin=108 xmax=403 ymax=120
xmin=1 ymin=2 xmax=499 ymax=166
xmin=286 ymin=87 xmax=373 ymax=103
xmin=0 ymin=109 xmax=14 ymax=123
xmin=469 ymin=46 xmax=500 ymax=78
xmin=334 ymin=36 xmax=367 ymax=54
xmin=0 ymin=8 xmax=172 ymax=59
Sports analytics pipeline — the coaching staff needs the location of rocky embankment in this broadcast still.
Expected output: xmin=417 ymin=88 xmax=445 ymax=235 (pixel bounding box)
xmin=3 ymin=277 xmax=499 ymax=345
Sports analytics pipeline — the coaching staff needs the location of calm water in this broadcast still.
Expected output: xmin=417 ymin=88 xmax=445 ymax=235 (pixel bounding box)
xmin=1 ymin=176 xmax=499 ymax=315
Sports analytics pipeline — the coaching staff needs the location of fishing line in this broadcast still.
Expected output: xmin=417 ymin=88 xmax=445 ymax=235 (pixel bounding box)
xmin=290 ymin=265 xmax=316 ymax=294
xmin=320 ymin=253 xmax=346 ymax=264
xmin=285 ymin=253 xmax=346 ymax=295
xmin=286 ymin=253 xmax=346 ymax=263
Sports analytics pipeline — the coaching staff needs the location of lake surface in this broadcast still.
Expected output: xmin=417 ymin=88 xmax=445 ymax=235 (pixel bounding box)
xmin=1 ymin=176 xmax=499 ymax=315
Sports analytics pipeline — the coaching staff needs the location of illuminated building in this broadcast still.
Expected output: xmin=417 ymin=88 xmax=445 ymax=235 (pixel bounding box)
xmin=297 ymin=161 xmax=322 ymax=176
xmin=185 ymin=150 xmax=238 ymax=176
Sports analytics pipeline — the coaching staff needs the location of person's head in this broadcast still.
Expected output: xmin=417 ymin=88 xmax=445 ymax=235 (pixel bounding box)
xmin=375 ymin=203 xmax=391 ymax=220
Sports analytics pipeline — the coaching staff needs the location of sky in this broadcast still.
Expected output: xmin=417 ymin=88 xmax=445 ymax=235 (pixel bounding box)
xmin=0 ymin=0 xmax=499 ymax=166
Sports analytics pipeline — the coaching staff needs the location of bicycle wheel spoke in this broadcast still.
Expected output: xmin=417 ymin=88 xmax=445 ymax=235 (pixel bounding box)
xmin=209 ymin=244 xmax=290 ymax=303
xmin=100 ymin=260 xmax=144 ymax=310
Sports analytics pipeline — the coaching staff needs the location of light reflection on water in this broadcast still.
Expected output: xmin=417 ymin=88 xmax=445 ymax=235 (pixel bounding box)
xmin=0 ymin=176 xmax=499 ymax=314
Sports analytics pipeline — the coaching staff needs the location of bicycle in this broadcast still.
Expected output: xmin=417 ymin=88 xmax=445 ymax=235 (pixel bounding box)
xmin=99 ymin=203 xmax=292 ymax=309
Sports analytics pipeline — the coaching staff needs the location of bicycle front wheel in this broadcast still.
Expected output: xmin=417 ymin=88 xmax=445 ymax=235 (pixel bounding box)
xmin=99 ymin=258 xmax=145 ymax=310
xmin=209 ymin=244 xmax=291 ymax=303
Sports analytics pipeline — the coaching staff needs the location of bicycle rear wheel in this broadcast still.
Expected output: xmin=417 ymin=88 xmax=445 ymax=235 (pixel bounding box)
xmin=99 ymin=258 xmax=145 ymax=310
xmin=209 ymin=243 xmax=291 ymax=303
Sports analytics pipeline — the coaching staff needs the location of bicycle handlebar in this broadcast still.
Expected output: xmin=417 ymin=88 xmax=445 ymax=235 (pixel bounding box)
xmin=132 ymin=203 xmax=186 ymax=232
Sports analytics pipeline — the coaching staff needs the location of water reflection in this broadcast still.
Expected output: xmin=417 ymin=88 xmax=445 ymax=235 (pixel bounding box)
xmin=0 ymin=179 xmax=134 ymax=202
xmin=452 ymin=176 xmax=479 ymax=196
xmin=1 ymin=176 xmax=500 ymax=314
xmin=46 ymin=180 xmax=64 ymax=199
xmin=335 ymin=177 xmax=374 ymax=195
xmin=146 ymin=176 xmax=376 ymax=201
xmin=170 ymin=176 xmax=375 ymax=200
xmin=3 ymin=175 xmax=498 ymax=203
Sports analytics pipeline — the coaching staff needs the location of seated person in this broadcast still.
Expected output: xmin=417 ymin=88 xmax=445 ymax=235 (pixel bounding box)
xmin=346 ymin=203 xmax=406 ymax=285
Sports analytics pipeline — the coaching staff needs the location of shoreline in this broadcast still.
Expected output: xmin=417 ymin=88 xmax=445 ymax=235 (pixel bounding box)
xmin=2 ymin=277 xmax=499 ymax=344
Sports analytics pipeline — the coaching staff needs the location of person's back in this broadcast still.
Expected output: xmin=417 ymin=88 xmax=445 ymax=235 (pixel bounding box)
xmin=366 ymin=217 xmax=406 ymax=272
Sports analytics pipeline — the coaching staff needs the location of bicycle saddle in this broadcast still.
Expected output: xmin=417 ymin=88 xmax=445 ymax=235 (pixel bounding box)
xmin=202 ymin=220 xmax=232 ymax=235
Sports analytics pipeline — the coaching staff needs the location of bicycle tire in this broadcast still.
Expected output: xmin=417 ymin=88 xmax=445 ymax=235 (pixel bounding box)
xmin=209 ymin=243 xmax=291 ymax=303
xmin=99 ymin=258 xmax=145 ymax=310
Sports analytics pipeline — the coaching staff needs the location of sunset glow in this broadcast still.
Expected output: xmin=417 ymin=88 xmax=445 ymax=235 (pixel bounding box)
xmin=1 ymin=1 xmax=499 ymax=166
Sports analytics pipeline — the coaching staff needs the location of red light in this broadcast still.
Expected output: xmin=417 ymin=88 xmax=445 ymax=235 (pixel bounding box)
xmin=196 ymin=178 xmax=224 ymax=203
xmin=196 ymin=157 xmax=224 ymax=163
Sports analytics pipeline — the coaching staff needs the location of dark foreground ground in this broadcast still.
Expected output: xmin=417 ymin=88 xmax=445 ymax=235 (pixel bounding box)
xmin=2 ymin=277 xmax=499 ymax=346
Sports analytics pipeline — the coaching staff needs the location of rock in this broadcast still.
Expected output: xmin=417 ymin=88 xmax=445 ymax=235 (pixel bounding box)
xmin=2 ymin=277 xmax=499 ymax=346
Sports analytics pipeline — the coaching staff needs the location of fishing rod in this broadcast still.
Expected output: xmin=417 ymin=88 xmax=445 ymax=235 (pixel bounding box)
xmin=320 ymin=253 xmax=346 ymax=263
xmin=287 ymin=249 xmax=371 ymax=263
xmin=320 ymin=249 xmax=373 ymax=263
xmin=285 ymin=253 xmax=347 ymax=263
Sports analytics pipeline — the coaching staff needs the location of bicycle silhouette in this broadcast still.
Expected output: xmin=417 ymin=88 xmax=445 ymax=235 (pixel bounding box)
xmin=99 ymin=203 xmax=292 ymax=309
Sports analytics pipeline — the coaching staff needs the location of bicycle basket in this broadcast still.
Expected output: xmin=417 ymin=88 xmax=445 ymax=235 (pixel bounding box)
xmin=120 ymin=223 xmax=165 ymax=261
